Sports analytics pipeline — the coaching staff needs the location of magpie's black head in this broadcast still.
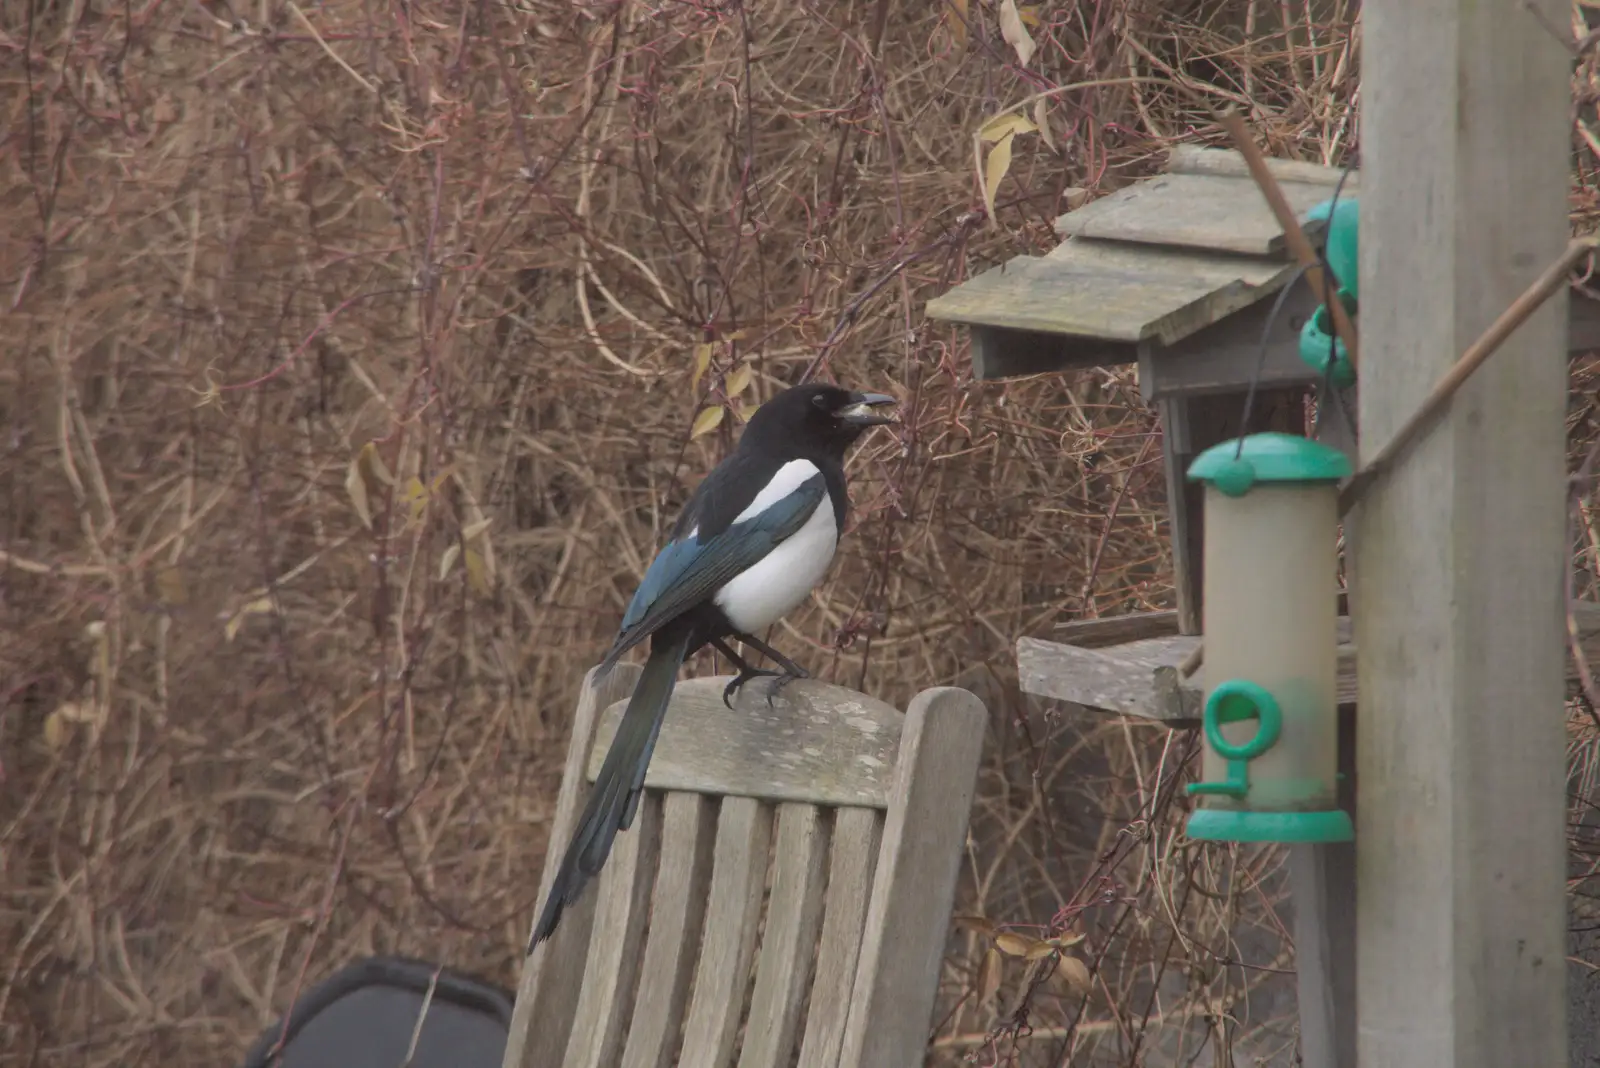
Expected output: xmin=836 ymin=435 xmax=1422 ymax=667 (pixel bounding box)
xmin=740 ymin=383 xmax=897 ymax=457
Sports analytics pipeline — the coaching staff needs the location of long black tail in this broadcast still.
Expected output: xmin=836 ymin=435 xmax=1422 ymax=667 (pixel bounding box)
xmin=527 ymin=629 xmax=691 ymax=952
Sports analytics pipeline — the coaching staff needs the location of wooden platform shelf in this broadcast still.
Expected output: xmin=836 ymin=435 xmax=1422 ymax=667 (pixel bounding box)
xmin=1021 ymin=603 xmax=1600 ymax=729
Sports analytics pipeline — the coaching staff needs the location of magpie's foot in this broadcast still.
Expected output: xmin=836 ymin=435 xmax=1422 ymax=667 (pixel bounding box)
xmin=764 ymin=667 xmax=809 ymax=707
xmin=723 ymin=668 xmax=782 ymax=709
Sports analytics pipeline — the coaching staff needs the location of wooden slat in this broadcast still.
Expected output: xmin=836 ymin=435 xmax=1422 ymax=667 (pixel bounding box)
xmin=1571 ymin=292 xmax=1600 ymax=352
xmin=1051 ymin=610 xmax=1180 ymax=646
xmin=1165 ymin=144 xmax=1361 ymax=190
xmin=795 ymin=807 xmax=882 ymax=1068
xmin=1016 ymin=636 xmax=1220 ymax=725
xmin=588 ymin=677 xmax=901 ymax=808
xmin=1156 ymin=394 xmax=1200 ymax=634
xmin=562 ymin=792 xmax=663 ymax=1068
xmin=738 ymin=804 xmax=830 ymax=1068
xmin=947 ymin=260 xmax=1599 ymax=387
xmin=1137 ymin=282 xmax=1327 ymax=401
xmin=621 ymin=792 xmax=717 ymax=1068
xmin=503 ymin=663 xmax=642 ymax=1068
xmin=1027 ymin=603 xmax=1600 ymax=726
xmin=837 ymin=688 xmax=988 ymax=1068
xmin=1292 ymin=355 xmax=1362 ymax=1068
xmin=924 ymin=239 xmax=1295 ymax=347
xmin=678 ymin=797 xmax=774 ymax=1067
xmin=967 ymin=324 xmax=1137 ymax=382
xmin=1053 ymin=171 xmax=1338 ymax=257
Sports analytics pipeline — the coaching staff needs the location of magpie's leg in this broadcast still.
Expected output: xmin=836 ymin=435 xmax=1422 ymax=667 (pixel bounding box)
xmin=733 ymin=631 xmax=811 ymax=680
xmin=710 ymin=636 xmax=781 ymax=709
xmin=732 ymin=631 xmax=811 ymax=705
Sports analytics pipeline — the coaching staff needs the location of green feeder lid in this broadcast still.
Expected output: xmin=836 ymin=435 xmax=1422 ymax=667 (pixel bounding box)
xmin=1187 ymin=432 xmax=1352 ymax=497
xmin=1307 ymin=197 xmax=1359 ymax=298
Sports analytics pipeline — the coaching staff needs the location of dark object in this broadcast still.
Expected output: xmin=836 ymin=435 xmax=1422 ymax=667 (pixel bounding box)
xmin=238 ymin=956 xmax=514 ymax=1068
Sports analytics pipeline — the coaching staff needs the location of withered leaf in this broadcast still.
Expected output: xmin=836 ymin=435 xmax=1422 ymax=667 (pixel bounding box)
xmin=994 ymin=931 xmax=1034 ymax=957
xmin=1024 ymin=939 xmax=1057 ymax=961
xmin=976 ymin=946 xmax=1002 ymax=1012
xmin=954 ymin=915 xmax=998 ymax=938
xmin=1052 ymin=953 xmax=1093 ymax=996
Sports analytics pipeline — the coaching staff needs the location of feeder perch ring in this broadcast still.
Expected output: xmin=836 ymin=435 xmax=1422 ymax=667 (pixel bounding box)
xmin=1203 ymin=679 xmax=1282 ymax=761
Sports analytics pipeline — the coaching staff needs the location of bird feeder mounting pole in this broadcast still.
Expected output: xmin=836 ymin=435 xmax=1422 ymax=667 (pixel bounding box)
xmin=1355 ymin=2 xmax=1570 ymax=1066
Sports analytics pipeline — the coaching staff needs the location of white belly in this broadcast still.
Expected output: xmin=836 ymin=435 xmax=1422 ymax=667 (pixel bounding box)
xmin=713 ymin=498 xmax=838 ymax=633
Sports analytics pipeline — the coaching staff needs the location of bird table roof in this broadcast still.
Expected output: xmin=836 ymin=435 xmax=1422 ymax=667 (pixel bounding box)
xmin=924 ymin=145 xmax=1358 ymax=350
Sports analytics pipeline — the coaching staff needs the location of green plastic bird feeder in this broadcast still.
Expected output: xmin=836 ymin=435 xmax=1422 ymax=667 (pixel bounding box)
xmin=1298 ymin=197 xmax=1359 ymax=388
xmin=1184 ymin=433 xmax=1354 ymax=843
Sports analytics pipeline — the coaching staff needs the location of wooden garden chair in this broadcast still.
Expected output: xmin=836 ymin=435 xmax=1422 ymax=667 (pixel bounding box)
xmin=501 ymin=662 xmax=988 ymax=1068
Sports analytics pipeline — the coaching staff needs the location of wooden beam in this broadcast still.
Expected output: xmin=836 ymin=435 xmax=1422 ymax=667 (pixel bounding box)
xmin=1137 ymin=283 xmax=1326 ymax=401
xmin=1016 ymin=634 xmax=1206 ymax=726
xmin=968 ymin=326 xmax=1134 ymax=382
xmin=1021 ymin=602 xmax=1600 ymax=725
xmin=964 ymin=285 xmax=1600 ymax=387
xmin=1356 ymin=2 xmax=1569 ymax=1065
xmin=1050 ymin=609 xmax=1180 ymax=646
xmin=1166 ymin=144 xmax=1362 ymax=189
xmin=1290 ymin=388 xmax=1360 ymax=1068
xmin=1054 ymin=172 xmax=1338 ymax=257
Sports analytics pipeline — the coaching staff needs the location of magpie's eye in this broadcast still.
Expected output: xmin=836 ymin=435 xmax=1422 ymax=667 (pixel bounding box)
xmin=812 ymin=393 xmax=830 ymax=410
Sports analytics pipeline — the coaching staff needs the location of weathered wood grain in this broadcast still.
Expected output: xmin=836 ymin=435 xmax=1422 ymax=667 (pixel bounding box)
xmin=620 ymin=792 xmax=716 ymax=1068
xmin=1165 ymin=144 xmax=1362 ymax=190
xmin=562 ymin=793 xmax=662 ymax=1068
xmin=587 ymin=676 xmax=902 ymax=808
xmin=837 ymin=689 xmax=988 ymax=1068
xmin=954 ymin=264 xmax=1599 ymax=388
xmin=1018 ymin=635 xmax=1199 ymax=724
xmin=503 ymin=663 xmax=641 ymax=1068
xmin=1051 ymin=609 xmax=1181 ymax=646
xmin=1025 ymin=604 xmax=1600 ymax=728
xmin=678 ymin=797 xmax=774 ymax=1067
xmin=1053 ymin=172 xmax=1339 ymax=257
xmin=967 ymin=324 xmax=1137 ymax=382
xmin=737 ymin=803 xmax=830 ymax=1068
xmin=1357 ymin=2 xmax=1570 ymax=1064
xmin=795 ymin=807 xmax=882 ymax=1068
xmin=1292 ymin=353 xmax=1361 ymax=1068
xmin=924 ymin=238 xmax=1296 ymax=347
xmin=510 ymin=673 xmax=989 ymax=1068
xmin=1137 ymin=283 xmax=1328 ymax=401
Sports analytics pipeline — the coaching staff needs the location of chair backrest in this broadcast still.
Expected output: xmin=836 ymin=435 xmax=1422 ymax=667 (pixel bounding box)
xmin=501 ymin=664 xmax=987 ymax=1068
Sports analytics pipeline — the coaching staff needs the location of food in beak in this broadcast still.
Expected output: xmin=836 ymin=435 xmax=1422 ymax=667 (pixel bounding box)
xmin=839 ymin=393 xmax=897 ymax=425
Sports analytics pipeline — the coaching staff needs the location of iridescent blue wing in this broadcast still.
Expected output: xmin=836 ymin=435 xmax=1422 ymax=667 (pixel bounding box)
xmin=599 ymin=474 xmax=826 ymax=669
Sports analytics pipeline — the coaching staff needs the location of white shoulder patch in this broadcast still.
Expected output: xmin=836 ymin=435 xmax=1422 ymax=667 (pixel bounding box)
xmin=714 ymin=464 xmax=839 ymax=633
xmin=733 ymin=458 xmax=823 ymax=524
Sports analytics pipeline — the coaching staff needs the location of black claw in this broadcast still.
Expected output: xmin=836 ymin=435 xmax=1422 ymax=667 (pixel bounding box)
xmin=724 ymin=668 xmax=781 ymax=708
xmin=764 ymin=670 xmax=804 ymax=707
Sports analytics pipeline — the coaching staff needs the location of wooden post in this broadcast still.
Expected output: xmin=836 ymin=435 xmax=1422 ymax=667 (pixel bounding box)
xmin=1289 ymin=396 xmax=1358 ymax=1068
xmin=1355 ymin=2 xmax=1569 ymax=1066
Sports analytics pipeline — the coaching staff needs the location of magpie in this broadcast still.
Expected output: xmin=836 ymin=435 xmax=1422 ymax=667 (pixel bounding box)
xmin=527 ymin=382 xmax=896 ymax=952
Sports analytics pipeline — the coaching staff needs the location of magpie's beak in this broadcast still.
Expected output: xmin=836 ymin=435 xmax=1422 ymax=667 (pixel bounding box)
xmin=838 ymin=392 xmax=898 ymax=427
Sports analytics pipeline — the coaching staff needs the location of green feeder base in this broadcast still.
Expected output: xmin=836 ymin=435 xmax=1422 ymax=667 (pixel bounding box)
xmin=1186 ymin=807 xmax=1353 ymax=844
